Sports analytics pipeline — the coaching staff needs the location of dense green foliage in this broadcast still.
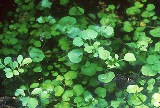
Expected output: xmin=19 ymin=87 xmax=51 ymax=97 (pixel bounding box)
xmin=0 ymin=0 xmax=160 ymax=108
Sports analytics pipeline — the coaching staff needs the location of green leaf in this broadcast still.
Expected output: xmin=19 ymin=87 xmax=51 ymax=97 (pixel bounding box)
xmin=31 ymin=88 xmax=42 ymax=95
xmin=97 ymin=98 xmax=108 ymax=108
xmin=41 ymin=0 xmax=52 ymax=8
xmin=60 ymin=0 xmax=69 ymax=5
xmin=146 ymin=4 xmax=155 ymax=11
xmin=126 ymin=85 xmax=143 ymax=93
xmin=27 ymin=97 xmax=38 ymax=108
xmin=67 ymin=27 xmax=81 ymax=38
xmin=83 ymin=90 xmax=93 ymax=102
xmin=73 ymin=37 xmax=84 ymax=47
xmin=98 ymin=72 xmax=115 ymax=83
xmin=69 ymin=6 xmax=84 ymax=16
xmin=155 ymin=42 xmax=160 ymax=52
xmin=15 ymin=89 xmax=25 ymax=96
xmin=34 ymin=41 xmax=41 ymax=47
xmin=58 ymin=16 xmax=77 ymax=26
xmin=129 ymin=94 xmax=146 ymax=105
xmin=13 ymin=70 xmax=19 ymax=75
xmin=4 ymin=68 xmax=13 ymax=78
xmin=108 ymin=5 xmax=115 ymax=10
xmin=0 ymin=59 xmax=4 ymax=69
xmin=62 ymin=90 xmax=73 ymax=101
xmin=84 ymin=44 xmax=94 ymax=53
xmin=58 ymin=37 xmax=70 ymax=50
xmin=33 ymin=67 xmax=42 ymax=72
xmin=111 ymin=100 xmax=120 ymax=108
xmin=123 ymin=21 xmax=134 ymax=32
xmin=95 ymin=87 xmax=106 ymax=98
xmin=101 ymin=26 xmax=114 ymax=38
xmin=98 ymin=47 xmax=110 ymax=60
xmin=64 ymin=71 xmax=78 ymax=80
xmin=149 ymin=27 xmax=160 ymax=37
xmin=81 ymin=63 xmax=98 ymax=76
xmin=147 ymin=54 xmax=159 ymax=64
xmin=30 ymin=83 xmax=39 ymax=88
xmin=141 ymin=65 xmax=157 ymax=76
xmin=4 ymin=57 xmax=12 ymax=65
xmin=126 ymin=6 xmax=141 ymax=15
xmin=18 ymin=68 xmax=24 ymax=73
xmin=29 ymin=48 xmax=45 ymax=62
xmin=22 ymin=58 xmax=32 ymax=65
xmin=73 ymin=84 xmax=84 ymax=96
xmin=152 ymin=93 xmax=160 ymax=107
xmin=37 ymin=16 xmax=45 ymax=23
xmin=54 ymin=86 xmax=64 ymax=96
xmin=68 ymin=49 xmax=83 ymax=63
xmin=65 ymin=79 xmax=73 ymax=86
xmin=124 ymin=53 xmax=136 ymax=61
xmin=74 ymin=96 xmax=83 ymax=103
xmin=40 ymin=91 xmax=50 ymax=99
xmin=17 ymin=55 xmax=23 ymax=64
xmin=79 ymin=29 xmax=98 ymax=40
xmin=5 ymin=71 xmax=13 ymax=78
xmin=135 ymin=1 xmax=143 ymax=8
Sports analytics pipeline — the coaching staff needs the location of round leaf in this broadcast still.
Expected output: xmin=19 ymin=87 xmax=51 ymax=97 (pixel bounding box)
xmin=80 ymin=29 xmax=98 ymax=40
xmin=54 ymin=86 xmax=64 ymax=96
xmin=94 ymin=87 xmax=106 ymax=98
xmin=29 ymin=48 xmax=45 ymax=62
xmin=141 ymin=65 xmax=157 ymax=76
xmin=124 ymin=53 xmax=136 ymax=61
xmin=73 ymin=37 xmax=84 ymax=47
xmin=68 ymin=49 xmax=83 ymax=63
xmin=98 ymin=72 xmax=115 ymax=83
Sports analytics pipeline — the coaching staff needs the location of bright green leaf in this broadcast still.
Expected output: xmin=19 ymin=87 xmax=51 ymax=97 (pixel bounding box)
xmin=79 ymin=29 xmax=98 ymax=40
xmin=31 ymin=88 xmax=42 ymax=95
xmin=58 ymin=16 xmax=77 ymax=26
xmin=146 ymin=4 xmax=155 ymax=11
xmin=17 ymin=55 xmax=23 ymax=64
xmin=73 ymin=37 xmax=84 ymax=47
xmin=54 ymin=86 xmax=64 ymax=96
xmin=98 ymin=47 xmax=110 ymax=60
xmin=68 ymin=49 xmax=83 ymax=63
xmin=155 ymin=42 xmax=160 ymax=52
xmin=22 ymin=58 xmax=32 ymax=65
xmin=13 ymin=70 xmax=19 ymax=75
xmin=83 ymin=90 xmax=93 ymax=102
xmin=126 ymin=85 xmax=143 ymax=93
xmin=64 ymin=71 xmax=78 ymax=80
xmin=101 ymin=26 xmax=114 ymax=38
xmin=15 ymin=89 xmax=25 ymax=96
xmin=124 ymin=53 xmax=136 ymax=61
xmin=73 ymin=84 xmax=84 ymax=96
xmin=62 ymin=90 xmax=73 ymax=101
xmin=4 ymin=57 xmax=12 ymax=65
xmin=141 ymin=65 xmax=157 ymax=76
xmin=30 ymin=83 xmax=39 ymax=88
xmin=147 ymin=54 xmax=159 ymax=64
xmin=149 ymin=27 xmax=160 ymax=37
xmin=98 ymin=72 xmax=115 ymax=83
